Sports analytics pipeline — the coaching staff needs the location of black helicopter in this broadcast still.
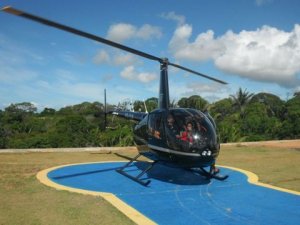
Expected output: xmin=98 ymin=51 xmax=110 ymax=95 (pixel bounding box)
xmin=2 ymin=6 xmax=229 ymax=186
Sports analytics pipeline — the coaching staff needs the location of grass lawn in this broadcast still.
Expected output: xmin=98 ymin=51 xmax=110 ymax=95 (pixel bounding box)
xmin=0 ymin=145 xmax=299 ymax=225
xmin=218 ymin=145 xmax=300 ymax=191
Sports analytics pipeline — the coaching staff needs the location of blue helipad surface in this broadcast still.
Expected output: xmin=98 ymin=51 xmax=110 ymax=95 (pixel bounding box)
xmin=47 ymin=162 xmax=300 ymax=225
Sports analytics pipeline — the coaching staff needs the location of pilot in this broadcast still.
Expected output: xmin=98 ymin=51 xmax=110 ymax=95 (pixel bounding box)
xmin=167 ymin=114 xmax=180 ymax=138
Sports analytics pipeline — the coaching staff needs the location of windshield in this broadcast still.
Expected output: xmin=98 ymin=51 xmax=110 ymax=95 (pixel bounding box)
xmin=165 ymin=109 xmax=218 ymax=152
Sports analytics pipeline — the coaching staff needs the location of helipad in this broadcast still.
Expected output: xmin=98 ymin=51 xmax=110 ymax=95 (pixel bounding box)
xmin=37 ymin=161 xmax=300 ymax=225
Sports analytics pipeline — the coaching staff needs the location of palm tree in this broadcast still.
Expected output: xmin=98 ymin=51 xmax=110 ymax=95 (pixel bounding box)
xmin=230 ymin=88 xmax=254 ymax=117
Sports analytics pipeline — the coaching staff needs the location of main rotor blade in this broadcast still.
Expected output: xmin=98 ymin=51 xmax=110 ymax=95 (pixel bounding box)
xmin=169 ymin=62 xmax=228 ymax=84
xmin=2 ymin=6 xmax=228 ymax=85
xmin=2 ymin=6 xmax=161 ymax=62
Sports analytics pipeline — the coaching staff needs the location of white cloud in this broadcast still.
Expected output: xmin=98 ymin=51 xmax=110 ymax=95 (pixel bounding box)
xmin=92 ymin=49 xmax=139 ymax=66
xmin=137 ymin=72 xmax=157 ymax=83
xmin=136 ymin=24 xmax=162 ymax=40
xmin=120 ymin=66 xmax=135 ymax=80
xmin=186 ymin=82 xmax=228 ymax=94
xmin=215 ymin=25 xmax=300 ymax=86
xmin=113 ymin=52 xmax=138 ymax=66
xmin=169 ymin=25 xmax=223 ymax=61
xmin=93 ymin=49 xmax=110 ymax=64
xmin=169 ymin=24 xmax=300 ymax=87
xmin=106 ymin=23 xmax=136 ymax=43
xmin=106 ymin=23 xmax=162 ymax=43
xmin=160 ymin=12 xmax=186 ymax=26
xmin=168 ymin=80 xmax=230 ymax=102
xmin=120 ymin=66 xmax=157 ymax=83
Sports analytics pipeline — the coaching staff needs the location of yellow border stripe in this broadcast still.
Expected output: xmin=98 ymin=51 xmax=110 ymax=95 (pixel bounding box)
xmin=36 ymin=162 xmax=157 ymax=225
xmin=218 ymin=165 xmax=300 ymax=196
xmin=36 ymin=162 xmax=300 ymax=225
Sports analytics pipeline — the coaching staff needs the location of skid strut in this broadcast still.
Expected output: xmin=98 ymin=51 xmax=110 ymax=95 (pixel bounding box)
xmin=198 ymin=165 xmax=229 ymax=181
xmin=188 ymin=165 xmax=229 ymax=181
xmin=116 ymin=154 xmax=157 ymax=186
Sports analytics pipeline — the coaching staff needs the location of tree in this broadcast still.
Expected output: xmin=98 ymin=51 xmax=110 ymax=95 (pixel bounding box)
xmin=209 ymin=98 xmax=234 ymax=121
xmin=40 ymin=108 xmax=56 ymax=116
xmin=177 ymin=97 xmax=188 ymax=108
xmin=5 ymin=102 xmax=37 ymax=114
xmin=250 ymin=92 xmax=285 ymax=118
xmin=293 ymin=91 xmax=300 ymax=98
xmin=218 ymin=122 xmax=242 ymax=143
xmin=170 ymin=99 xmax=178 ymax=108
xmin=57 ymin=102 xmax=104 ymax=115
xmin=2 ymin=91 xmax=299 ymax=149
xmin=241 ymin=102 xmax=280 ymax=140
xmin=134 ymin=100 xmax=146 ymax=112
xmin=99 ymin=124 xmax=133 ymax=147
xmin=4 ymin=102 xmax=37 ymax=123
xmin=48 ymin=115 xmax=98 ymax=147
xmin=230 ymin=88 xmax=254 ymax=117
xmin=145 ymin=97 xmax=158 ymax=112
xmin=178 ymin=95 xmax=208 ymax=110
xmin=280 ymin=96 xmax=300 ymax=139
xmin=0 ymin=127 xmax=7 ymax=148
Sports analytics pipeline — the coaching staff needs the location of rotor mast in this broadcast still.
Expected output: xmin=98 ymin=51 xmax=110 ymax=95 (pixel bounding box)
xmin=159 ymin=58 xmax=170 ymax=109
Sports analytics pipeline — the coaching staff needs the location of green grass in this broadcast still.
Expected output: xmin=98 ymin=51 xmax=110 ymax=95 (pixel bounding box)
xmin=218 ymin=145 xmax=300 ymax=191
xmin=0 ymin=146 xmax=299 ymax=225
xmin=0 ymin=151 xmax=136 ymax=225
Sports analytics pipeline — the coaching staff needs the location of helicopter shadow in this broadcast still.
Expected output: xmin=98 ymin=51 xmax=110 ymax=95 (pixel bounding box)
xmin=50 ymin=166 xmax=120 ymax=180
xmin=134 ymin=161 xmax=210 ymax=186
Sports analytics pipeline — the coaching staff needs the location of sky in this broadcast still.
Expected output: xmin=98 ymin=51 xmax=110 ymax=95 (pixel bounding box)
xmin=0 ymin=0 xmax=299 ymax=110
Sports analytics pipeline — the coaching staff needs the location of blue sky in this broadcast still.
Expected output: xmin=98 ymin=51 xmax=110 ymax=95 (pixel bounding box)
xmin=0 ymin=0 xmax=299 ymax=110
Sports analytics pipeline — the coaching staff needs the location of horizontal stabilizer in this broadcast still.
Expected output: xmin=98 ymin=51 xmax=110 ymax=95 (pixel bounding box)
xmin=110 ymin=111 xmax=147 ymax=121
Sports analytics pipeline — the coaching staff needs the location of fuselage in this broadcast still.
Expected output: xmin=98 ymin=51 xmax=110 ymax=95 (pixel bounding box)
xmin=133 ymin=108 xmax=220 ymax=168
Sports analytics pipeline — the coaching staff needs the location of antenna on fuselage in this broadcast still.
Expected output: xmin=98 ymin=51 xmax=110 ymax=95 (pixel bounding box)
xmin=143 ymin=99 xmax=148 ymax=113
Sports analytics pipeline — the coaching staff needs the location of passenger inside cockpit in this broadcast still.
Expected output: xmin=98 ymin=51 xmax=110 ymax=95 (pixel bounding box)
xmin=180 ymin=121 xmax=194 ymax=144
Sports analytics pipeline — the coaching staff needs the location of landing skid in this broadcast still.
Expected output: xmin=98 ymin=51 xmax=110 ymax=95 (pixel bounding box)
xmin=116 ymin=154 xmax=157 ymax=186
xmin=194 ymin=166 xmax=229 ymax=181
xmin=116 ymin=154 xmax=228 ymax=186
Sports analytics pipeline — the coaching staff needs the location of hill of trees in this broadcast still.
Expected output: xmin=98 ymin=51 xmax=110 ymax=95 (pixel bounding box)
xmin=1 ymin=89 xmax=299 ymax=149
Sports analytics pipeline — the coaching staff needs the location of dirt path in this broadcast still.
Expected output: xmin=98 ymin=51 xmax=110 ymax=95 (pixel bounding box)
xmin=1 ymin=140 xmax=299 ymax=153
xmin=222 ymin=139 xmax=300 ymax=148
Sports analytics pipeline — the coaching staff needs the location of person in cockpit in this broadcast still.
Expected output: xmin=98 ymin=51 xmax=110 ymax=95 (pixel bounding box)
xmin=180 ymin=121 xmax=194 ymax=144
xmin=166 ymin=114 xmax=180 ymax=138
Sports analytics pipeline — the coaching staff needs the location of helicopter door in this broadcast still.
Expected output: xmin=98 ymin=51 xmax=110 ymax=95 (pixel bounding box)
xmin=147 ymin=112 xmax=166 ymax=148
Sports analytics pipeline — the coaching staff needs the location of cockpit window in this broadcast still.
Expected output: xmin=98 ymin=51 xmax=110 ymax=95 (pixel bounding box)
xmin=148 ymin=113 xmax=164 ymax=139
xmin=165 ymin=109 xmax=217 ymax=152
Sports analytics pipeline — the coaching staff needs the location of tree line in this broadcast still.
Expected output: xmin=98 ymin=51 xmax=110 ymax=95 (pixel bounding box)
xmin=0 ymin=89 xmax=299 ymax=149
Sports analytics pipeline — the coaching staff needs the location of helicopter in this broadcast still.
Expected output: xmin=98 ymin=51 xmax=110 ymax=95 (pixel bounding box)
xmin=2 ymin=6 xmax=229 ymax=186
